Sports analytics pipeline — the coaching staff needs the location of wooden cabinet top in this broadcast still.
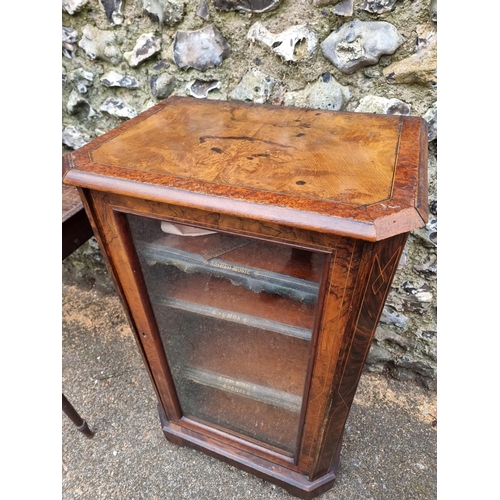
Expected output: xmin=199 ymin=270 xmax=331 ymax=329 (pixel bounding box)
xmin=62 ymin=96 xmax=428 ymax=241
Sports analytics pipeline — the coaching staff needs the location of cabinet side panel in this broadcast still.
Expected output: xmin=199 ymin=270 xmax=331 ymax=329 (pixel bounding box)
xmin=75 ymin=188 xmax=171 ymax=416
xmin=310 ymin=232 xmax=408 ymax=479
xmin=297 ymin=238 xmax=363 ymax=473
xmin=84 ymin=190 xmax=183 ymax=421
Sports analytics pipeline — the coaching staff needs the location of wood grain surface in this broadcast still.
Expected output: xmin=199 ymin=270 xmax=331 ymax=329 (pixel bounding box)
xmin=63 ymin=97 xmax=428 ymax=241
xmin=89 ymin=100 xmax=399 ymax=205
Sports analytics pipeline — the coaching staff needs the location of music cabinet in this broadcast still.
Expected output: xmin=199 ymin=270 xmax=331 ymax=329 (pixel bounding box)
xmin=62 ymin=96 xmax=428 ymax=499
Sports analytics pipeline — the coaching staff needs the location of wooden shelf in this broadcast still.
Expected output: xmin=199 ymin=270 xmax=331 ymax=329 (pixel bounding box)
xmin=129 ymin=214 xmax=324 ymax=305
xmin=138 ymin=240 xmax=320 ymax=303
xmin=178 ymin=374 xmax=303 ymax=454
xmin=181 ymin=366 xmax=302 ymax=413
xmin=146 ymin=265 xmax=318 ymax=331
xmin=153 ymin=295 xmax=312 ymax=340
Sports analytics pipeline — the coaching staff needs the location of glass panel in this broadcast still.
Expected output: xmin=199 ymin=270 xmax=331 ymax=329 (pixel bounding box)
xmin=127 ymin=214 xmax=326 ymax=454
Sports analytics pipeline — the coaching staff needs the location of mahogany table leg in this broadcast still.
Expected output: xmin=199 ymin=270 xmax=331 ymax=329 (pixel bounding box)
xmin=62 ymin=393 xmax=94 ymax=439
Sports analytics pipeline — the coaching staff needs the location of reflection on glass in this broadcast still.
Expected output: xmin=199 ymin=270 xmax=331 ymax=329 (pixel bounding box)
xmin=128 ymin=214 xmax=325 ymax=454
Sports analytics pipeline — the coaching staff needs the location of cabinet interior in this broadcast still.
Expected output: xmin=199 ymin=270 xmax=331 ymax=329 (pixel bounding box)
xmin=127 ymin=214 xmax=326 ymax=454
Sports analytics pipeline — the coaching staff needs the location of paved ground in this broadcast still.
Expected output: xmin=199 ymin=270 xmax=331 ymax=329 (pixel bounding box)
xmin=62 ymin=282 xmax=437 ymax=500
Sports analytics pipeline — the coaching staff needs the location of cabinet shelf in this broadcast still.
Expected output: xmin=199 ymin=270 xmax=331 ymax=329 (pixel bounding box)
xmin=178 ymin=375 xmax=302 ymax=454
xmin=145 ymin=263 xmax=317 ymax=332
xmin=137 ymin=240 xmax=320 ymax=304
xmin=153 ymin=295 xmax=312 ymax=341
xmin=181 ymin=366 xmax=302 ymax=413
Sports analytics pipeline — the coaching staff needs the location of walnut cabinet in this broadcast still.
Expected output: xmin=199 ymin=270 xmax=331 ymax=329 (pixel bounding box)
xmin=62 ymin=97 xmax=428 ymax=499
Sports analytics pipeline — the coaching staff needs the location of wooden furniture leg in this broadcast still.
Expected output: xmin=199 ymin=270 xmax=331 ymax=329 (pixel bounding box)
xmin=62 ymin=393 xmax=94 ymax=438
xmin=63 ymin=183 xmax=96 ymax=438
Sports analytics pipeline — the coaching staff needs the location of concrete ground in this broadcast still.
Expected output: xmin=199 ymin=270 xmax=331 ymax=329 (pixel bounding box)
xmin=62 ymin=282 xmax=437 ymax=500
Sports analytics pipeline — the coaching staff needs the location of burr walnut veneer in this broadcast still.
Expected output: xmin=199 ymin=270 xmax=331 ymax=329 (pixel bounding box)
xmin=62 ymin=96 xmax=428 ymax=498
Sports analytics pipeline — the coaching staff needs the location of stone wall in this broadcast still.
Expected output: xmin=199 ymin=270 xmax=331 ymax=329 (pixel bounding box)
xmin=62 ymin=0 xmax=437 ymax=389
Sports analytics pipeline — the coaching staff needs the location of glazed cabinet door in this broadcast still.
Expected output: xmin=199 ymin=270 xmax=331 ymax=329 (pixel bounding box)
xmin=126 ymin=213 xmax=327 ymax=456
xmin=82 ymin=190 xmax=338 ymax=468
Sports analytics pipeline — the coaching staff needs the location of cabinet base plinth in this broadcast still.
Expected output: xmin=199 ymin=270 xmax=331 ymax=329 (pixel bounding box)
xmin=158 ymin=405 xmax=338 ymax=499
